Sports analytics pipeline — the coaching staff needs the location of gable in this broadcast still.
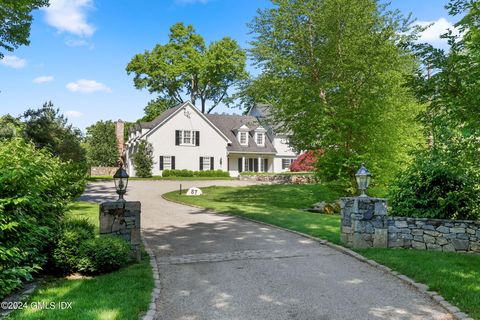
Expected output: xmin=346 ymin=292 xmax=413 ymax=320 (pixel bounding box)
xmin=143 ymin=102 xmax=231 ymax=143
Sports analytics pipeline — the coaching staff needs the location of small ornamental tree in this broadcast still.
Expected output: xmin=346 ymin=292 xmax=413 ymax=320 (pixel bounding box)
xmin=290 ymin=151 xmax=318 ymax=172
xmin=133 ymin=141 xmax=154 ymax=178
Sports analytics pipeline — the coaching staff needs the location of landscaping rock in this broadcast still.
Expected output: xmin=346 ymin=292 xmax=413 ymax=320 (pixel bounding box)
xmin=436 ymin=226 xmax=450 ymax=234
xmin=412 ymin=241 xmax=426 ymax=250
xmin=452 ymin=239 xmax=469 ymax=251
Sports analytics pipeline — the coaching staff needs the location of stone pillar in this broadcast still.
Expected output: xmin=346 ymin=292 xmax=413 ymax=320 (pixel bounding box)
xmin=340 ymin=197 xmax=388 ymax=249
xmin=258 ymin=157 xmax=262 ymax=172
xmin=100 ymin=201 xmax=141 ymax=261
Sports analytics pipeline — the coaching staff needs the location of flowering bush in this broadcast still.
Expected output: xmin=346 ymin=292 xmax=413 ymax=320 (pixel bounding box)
xmin=289 ymin=151 xmax=318 ymax=172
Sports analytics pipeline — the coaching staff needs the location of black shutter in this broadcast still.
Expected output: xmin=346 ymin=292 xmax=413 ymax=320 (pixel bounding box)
xmin=195 ymin=131 xmax=200 ymax=146
xmin=175 ymin=130 xmax=181 ymax=146
xmin=199 ymin=157 xmax=203 ymax=170
xmin=238 ymin=158 xmax=243 ymax=172
xmin=249 ymin=159 xmax=253 ymax=172
xmin=171 ymin=156 xmax=176 ymax=170
xmin=254 ymin=159 xmax=259 ymax=172
xmin=210 ymin=157 xmax=214 ymax=170
xmin=160 ymin=156 xmax=164 ymax=170
xmin=264 ymin=159 xmax=268 ymax=172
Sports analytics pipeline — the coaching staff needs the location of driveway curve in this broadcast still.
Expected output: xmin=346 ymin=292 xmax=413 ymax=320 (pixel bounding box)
xmin=80 ymin=180 xmax=452 ymax=320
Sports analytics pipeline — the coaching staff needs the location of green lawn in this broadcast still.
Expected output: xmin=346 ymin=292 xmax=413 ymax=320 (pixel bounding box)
xmin=358 ymin=249 xmax=480 ymax=319
xmin=8 ymin=202 xmax=154 ymax=320
xmin=88 ymin=175 xmax=235 ymax=181
xmin=164 ymin=184 xmax=480 ymax=319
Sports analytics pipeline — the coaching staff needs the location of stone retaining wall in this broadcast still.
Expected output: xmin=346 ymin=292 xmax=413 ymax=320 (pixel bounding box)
xmin=387 ymin=217 xmax=480 ymax=252
xmin=90 ymin=166 xmax=118 ymax=177
xmin=340 ymin=197 xmax=480 ymax=253
xmin=239 ymin=174 xmax=316 ymax=184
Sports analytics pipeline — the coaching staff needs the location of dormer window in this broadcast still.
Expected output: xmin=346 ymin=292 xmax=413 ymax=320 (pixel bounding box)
xmin=256 ymin=132 xmax=265 ymax=146
xmin=239 ymin=132 xmax=248 ymax=145
xmin=237 ymin=125 xmax=250 ymax=146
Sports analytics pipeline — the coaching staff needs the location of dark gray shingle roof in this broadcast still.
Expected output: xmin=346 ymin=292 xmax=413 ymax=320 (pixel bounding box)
xmin=205 ymin=114 xmax=277 ymax=153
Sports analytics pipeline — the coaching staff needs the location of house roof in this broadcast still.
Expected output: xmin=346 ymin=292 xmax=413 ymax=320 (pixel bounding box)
xmin=205 ymin=114 xmax=277 ymax=154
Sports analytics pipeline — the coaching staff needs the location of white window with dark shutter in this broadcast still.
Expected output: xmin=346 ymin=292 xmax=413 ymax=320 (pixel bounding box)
xmin=176 ymin=130 xmax=199 ymax=146
xmin=199 ymin=156 xmax=214 ymax=171
xmin=160 ymin=156 xmax=175 ymax=170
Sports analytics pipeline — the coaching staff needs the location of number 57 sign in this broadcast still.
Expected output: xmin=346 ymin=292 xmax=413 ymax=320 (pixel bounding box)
xmin=186 ymin=187 xmax=203 ymax=196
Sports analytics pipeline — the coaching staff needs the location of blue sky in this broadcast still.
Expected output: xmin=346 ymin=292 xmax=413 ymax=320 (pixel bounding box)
xmin=0 ymin=0 xmax=455 ymax=132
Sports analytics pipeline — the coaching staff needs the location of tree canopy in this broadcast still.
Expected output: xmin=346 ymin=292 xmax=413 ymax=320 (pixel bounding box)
xmin=126 ymin=22 xmax=248 ymax=114
xmin=0 ymin=0 xmax=49 ymax=58
xmin=21 ymin=101 xmax=86 ymax=163
xmin=246 ymin=0 xmax=422 ymax=191
xmin=85 ymin=120 xmax=119 ymax=167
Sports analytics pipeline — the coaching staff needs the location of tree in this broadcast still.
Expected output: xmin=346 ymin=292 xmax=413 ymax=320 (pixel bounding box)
xmin=0 ymin=0 xmax=49 ymax=59
xmin=85 ymin=120 xmax=119 ymax=167
xmin=21 ymin=101 xmax=86 ymax=163
xmin=391 ymin=0 xmax=480 ymax=219
xmin=126 ymin=22 xmax=248 ymax=114
xmin=133 ymin=141 xmax=154 ymax=178
xmin=0 ymin=114 xmax=23 ymax=139
xmin=141 ymin=97 xmax=177 ymax=122
xmin=246 ymin=0 xmax=422 ymax=191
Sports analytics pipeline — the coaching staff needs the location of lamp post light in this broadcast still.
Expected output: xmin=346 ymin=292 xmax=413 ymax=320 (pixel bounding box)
xmin=113 ymin=163 xmax=129 ymax=202
xmin=355 ymin=163 xmax=372 ymax=197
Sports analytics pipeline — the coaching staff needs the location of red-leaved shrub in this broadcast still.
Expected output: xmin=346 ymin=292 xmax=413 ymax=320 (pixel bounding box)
xmin=290 ymin=150 xmax=319 ymax=172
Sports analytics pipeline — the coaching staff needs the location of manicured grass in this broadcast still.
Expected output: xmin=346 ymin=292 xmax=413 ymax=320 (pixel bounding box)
xmin=358 ymin=249 xmax=480 ymax=319
xmin=164 ymin=184 xmax=480 ymax=319
xmin=66 ymin=202 xmax=99 ymax=233
xmin=88 ymin=175 xmax=235 ymax=181
xmin=239 ymin=171 xmax=315 ymax=176
xmin=8 ymin=202 xmax=153 ymax=320
xmin=164 ymin=184 xmax=342 ymax=244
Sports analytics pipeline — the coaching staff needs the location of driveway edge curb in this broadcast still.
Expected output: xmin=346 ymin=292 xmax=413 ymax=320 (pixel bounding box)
xmin=161 ymin=194 xmax=472 ymax=320
xmin=141 ymin=233 xmax=161 ymax=320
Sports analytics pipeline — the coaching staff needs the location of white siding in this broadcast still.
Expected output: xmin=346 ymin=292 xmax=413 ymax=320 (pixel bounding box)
xmin=145 ymin=104 xmax=229 ymax=176
xmin=272 ymin=135 xmax=297 ymax=173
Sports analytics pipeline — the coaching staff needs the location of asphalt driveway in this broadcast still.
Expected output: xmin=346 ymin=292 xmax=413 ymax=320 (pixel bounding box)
xmin=80 ymin=180 xmax=453 ymax=320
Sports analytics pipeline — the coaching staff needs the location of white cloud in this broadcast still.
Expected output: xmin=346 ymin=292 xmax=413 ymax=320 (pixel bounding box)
xmin=0 ymin=55 xmax=27 ymax=69
xmin=416 ymin=18 xmax=459 ymax=47
xmin=66 ymin=79 xmax=111 ymax=93
xmin=65 ymin=110 xmax=84 ymax=118
xmin=65 ymin=38 xmax=89 ymax=47
xmin=43 ymin=0 xmax=96 ymax=37
xmin=33 ymin=76 xmax=54 ymax=84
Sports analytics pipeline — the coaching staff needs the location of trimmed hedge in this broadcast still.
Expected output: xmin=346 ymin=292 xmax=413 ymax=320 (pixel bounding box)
xmin=78 ymin=236 xmax=131 ymax=274
xmin=52 ymin=219 xmax=95 ymax=274
xmin=162 ymin=169 xmax=229 ymax=178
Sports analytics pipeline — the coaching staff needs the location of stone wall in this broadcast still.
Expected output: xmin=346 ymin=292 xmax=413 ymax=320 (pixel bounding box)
xmin=340 ymin=197 xmax=480 ymax=253
xmin=387 ymin=217 xmax=480 ymax=252
xmin=239 ymin=174 xmax=316 ymax=184
xmin=100 ymin=201 xmax=141 ymax=261
xmin=90 ymin=166 xmax=118 ymax=177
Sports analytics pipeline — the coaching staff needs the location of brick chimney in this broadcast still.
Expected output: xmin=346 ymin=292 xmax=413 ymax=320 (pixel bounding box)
xmin=115 ymin=120 xmax=125 ymax=163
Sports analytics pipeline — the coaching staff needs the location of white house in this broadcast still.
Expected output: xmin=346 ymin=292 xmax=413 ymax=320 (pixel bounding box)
xmin=125 ymin=101 xmax=299 ymax=177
